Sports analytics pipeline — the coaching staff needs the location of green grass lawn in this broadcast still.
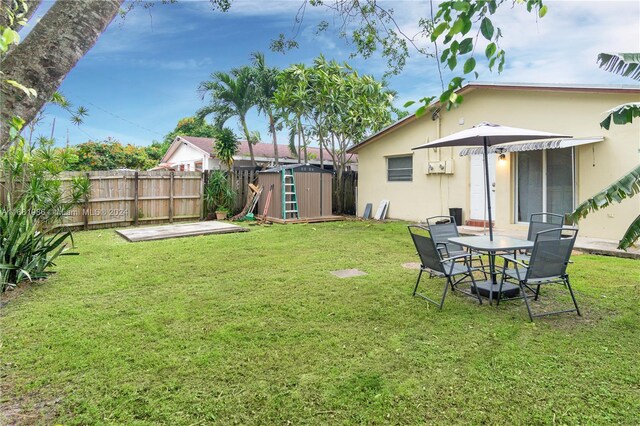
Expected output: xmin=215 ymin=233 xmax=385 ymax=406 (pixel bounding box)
xmin=1 ymin=220 xmax=639 ymax=425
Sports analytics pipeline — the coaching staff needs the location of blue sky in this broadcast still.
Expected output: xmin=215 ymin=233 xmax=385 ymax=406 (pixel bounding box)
xmin=26 ymin=0 xmax=640 ymax=147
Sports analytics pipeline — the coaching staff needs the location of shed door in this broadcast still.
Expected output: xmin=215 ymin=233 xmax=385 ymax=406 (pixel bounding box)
xmin=469 ymin=154 xmax=496 ymax=222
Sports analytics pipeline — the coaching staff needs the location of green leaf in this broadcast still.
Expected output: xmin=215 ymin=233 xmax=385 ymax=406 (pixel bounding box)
xmin=431 ymin=22 xmax=448 ymax=41
xmin=485 ymin=42 xmax=497 ymax=58
xmin=403 ymin=100 xmax=416 ymax=108
xmin=488 ymin=57 xmax=497 ymax=71
xmin=600 ymin=103 xmax=640 ymax=129
xmin=463 ymin=57 xmax=476 ymax=74
xmin=461 ymin=17 xmax=472 ymax=35
xmin=539 ymin=5 xmax=548 ymax=18
xmin=459 ymin=38 xmax=473 ymax=54
xmin=449 ymin=17 xmax=465 ymax=35
xmin=619 ymin=214 xmax=640 ymax=250
xmin=5 ymin=80 xmax=37 ymax=98
xmin=480 ymin=17 xmax=494 ymax=40
xmin=452 ymin=1 xmax=470 ymax=12
xmin=447 ymin=55 xmax=457 ymax=71
xmin=596 ymin=52 xmax=640 ymax=81
xmin=440 ymin=48 xmax=450 ymax=63
xmin=415 ymin=105 xmax=427 ymax=117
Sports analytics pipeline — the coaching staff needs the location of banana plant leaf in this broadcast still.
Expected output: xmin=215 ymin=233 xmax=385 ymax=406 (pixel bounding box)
xmin=619 ymin=215 xmax=640 ymax=251
xmin=597 ymin=53 xmax=640 ymax=80
xmin=600 ymin=102 xmax=640 ymax=130
xmin=569 ymin=165 xmax=640 ymax=250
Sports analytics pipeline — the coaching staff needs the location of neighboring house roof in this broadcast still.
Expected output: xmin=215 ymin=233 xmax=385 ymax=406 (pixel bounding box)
xmin=162 ymin=135 xmax=356 ymax=164
xmin=348 ymin=82 xmax=640 ymax=154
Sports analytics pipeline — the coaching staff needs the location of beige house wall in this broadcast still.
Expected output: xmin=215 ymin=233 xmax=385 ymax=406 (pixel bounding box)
xmin=354 ymin=86 xmax=640 ymax=241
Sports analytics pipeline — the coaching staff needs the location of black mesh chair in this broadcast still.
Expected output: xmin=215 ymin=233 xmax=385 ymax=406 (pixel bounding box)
xmin=408 ymin=225 xmax=483 ymax=309
xmin=507 ymin=212 xmax=566 ymax=263
xmin=426 ymin=216 xmax=486 ymax=274
xmin=497 ymin=228 xmax=581 ymax=321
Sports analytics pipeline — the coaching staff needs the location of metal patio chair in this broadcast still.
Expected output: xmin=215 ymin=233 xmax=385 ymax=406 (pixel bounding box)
xmin=507 ymin=212 xmax=566 ymax=263
xmin=408 ymin=225 xmax=483 ymax=309
xmin=497 ymin=227 xmax=581 ymax=321
xmin=426 ymin=215 xmax=486 ymax=275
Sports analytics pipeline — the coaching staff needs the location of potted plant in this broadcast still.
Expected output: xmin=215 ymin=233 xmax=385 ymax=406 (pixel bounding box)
xmin=204 ymin=170 xmax=235 ymax=220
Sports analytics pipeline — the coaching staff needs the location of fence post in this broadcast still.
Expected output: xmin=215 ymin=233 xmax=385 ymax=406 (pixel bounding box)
xmin=133 ymin=171 xmax=139 ymax=226
xmin=169 ymin=171 xmax=174 ymax=223
xmin=200 ymin=170 xmax=208 ymax=220
xmin=83 ymin=172 xmax=90 ymax=231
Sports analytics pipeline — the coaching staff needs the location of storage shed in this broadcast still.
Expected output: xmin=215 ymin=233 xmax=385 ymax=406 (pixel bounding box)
xmin=257 ymin=164 xmax=340 ymax=223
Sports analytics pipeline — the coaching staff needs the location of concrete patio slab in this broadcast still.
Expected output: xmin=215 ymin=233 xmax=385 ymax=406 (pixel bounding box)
xmin=330 ymin=269 xmax=368 ymax=278
xmin=116 ymin=221 xmax=248 ymax=242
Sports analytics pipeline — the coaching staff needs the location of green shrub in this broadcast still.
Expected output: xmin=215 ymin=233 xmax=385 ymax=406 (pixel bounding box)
xmin=204 ymin=170 xmax=235 ymax=213
xmin=0 ymin=203 xmax=76 ymax=292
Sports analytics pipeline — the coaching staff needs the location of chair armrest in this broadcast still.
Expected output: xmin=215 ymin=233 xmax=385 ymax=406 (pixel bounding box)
xmin=497 ymin=254 xmax=529 ymax=268
xmin=436 ymin=242 xmax=451 ymax=258
xmin=441 ymin=253 xmax=472 ymax=263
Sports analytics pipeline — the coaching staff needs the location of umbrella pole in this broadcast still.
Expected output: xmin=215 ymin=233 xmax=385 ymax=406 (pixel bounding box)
xmin=482 ymin=136 xmax=494 ymax=241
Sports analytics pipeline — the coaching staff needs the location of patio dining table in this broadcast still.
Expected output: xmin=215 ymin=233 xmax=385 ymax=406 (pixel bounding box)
xmin=448 ymin=235 xmax=534 ymax=303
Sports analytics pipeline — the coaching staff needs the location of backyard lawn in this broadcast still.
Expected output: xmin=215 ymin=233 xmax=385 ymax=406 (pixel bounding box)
xmin=1 ymin=220 xmax=639 ymax=424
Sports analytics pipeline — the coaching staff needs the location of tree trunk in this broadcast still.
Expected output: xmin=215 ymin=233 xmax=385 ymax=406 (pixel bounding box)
xmin=0 ymin=0 xmax=42 ymax=33
xmin=269 ymin=113 xmax=278 ymax=165
xmin=240 ymin=117 xmax=256 ymax=166
xmin=0 ymin=0 xmax=123 ymax=151
xmin=319 ymin=135 xmax=324 ymax=170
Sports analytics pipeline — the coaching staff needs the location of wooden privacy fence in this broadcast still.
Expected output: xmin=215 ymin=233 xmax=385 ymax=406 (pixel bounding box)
xmin=1 ymin=167 xmax=353 ymax=230
xmin=59 ymin=170 xmax=204 ymax=230
xmin=0 ymin=170 xmax=204 ymax=230
xmin=229 ymin=167 xmax=259 ymax=211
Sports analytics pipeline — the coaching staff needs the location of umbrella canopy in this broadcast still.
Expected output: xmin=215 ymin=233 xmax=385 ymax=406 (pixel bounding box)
xmin=412 ymin=122 xmax=572 ymax=240
xmin=412 ymin=122 xmax=571 ymax=149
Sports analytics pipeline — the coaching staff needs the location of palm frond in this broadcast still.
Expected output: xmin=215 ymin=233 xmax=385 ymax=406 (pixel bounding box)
xmin=597 ymin=53 xmax=640 ymax=80
xmin=619 ymin=214 xmax=640 ymax=250
xmin=600 ymin=102 xmax=640 ymax=129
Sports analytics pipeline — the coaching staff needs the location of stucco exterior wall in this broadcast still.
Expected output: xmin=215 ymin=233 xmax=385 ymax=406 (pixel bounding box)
xmin=354 ymin=86 xmax=640 ymax=241
xmin=168 ymin=143 xmax=208 ymax=171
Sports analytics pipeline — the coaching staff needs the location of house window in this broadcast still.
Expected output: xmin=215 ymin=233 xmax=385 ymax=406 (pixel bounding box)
xmin=195 ymin=161 xmax=203 ymax=172
xmin=515 ymin=148 xmax=574 ymax=222
xmin=387 ymin=155 xmax=413 ymax=182
xmin=179 ymin=164 xmax=185 ymax=171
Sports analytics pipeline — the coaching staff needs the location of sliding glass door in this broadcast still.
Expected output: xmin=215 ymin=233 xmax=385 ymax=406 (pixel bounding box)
xmin=516 ymin=148 xmax=574 ymax=222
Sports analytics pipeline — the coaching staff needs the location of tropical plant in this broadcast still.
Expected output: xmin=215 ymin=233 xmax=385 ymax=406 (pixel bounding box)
xmin=273 ymin=56 xmax=396 ymax=213
xmin=198 ymin=66 xmax=258 ymax=166
xmin=0 ymin=204 xmax=77 ymax=292
xmin=251 ymin=52 xmax=282 ymax=164
xmin=64 ymin=138 xmax=158 ymax=171
xmin=0 ymin=119 xmax=87 ymax=291
xmin=214 ymin=127 xmax=239 ymax=171
xmin=568 ymin=52 xmax=640 ymax=250
xmin=204 ymin=170 xmax=235 ymax=214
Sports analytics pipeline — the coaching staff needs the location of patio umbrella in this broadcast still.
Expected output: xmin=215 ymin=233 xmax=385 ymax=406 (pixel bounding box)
xmin=412 ymin=122 xmax=571 ymax=240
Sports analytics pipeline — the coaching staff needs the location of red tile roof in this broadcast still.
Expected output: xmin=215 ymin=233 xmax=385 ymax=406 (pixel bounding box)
xmin=179 ymin=136 xmax=356 ymax=162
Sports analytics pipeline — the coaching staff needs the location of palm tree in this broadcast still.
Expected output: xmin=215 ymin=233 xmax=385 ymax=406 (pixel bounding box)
xmin=198 ymin=66 xmax=258 ymax=166
xmin=250 ymin=52 xmax=281 ymax=165
xmin=569 ymin=53 xmax=640 ymax=250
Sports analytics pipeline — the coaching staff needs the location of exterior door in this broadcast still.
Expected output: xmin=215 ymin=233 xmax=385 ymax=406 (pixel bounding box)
xmin=470 ymin=154 xmax=496 ymax=222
